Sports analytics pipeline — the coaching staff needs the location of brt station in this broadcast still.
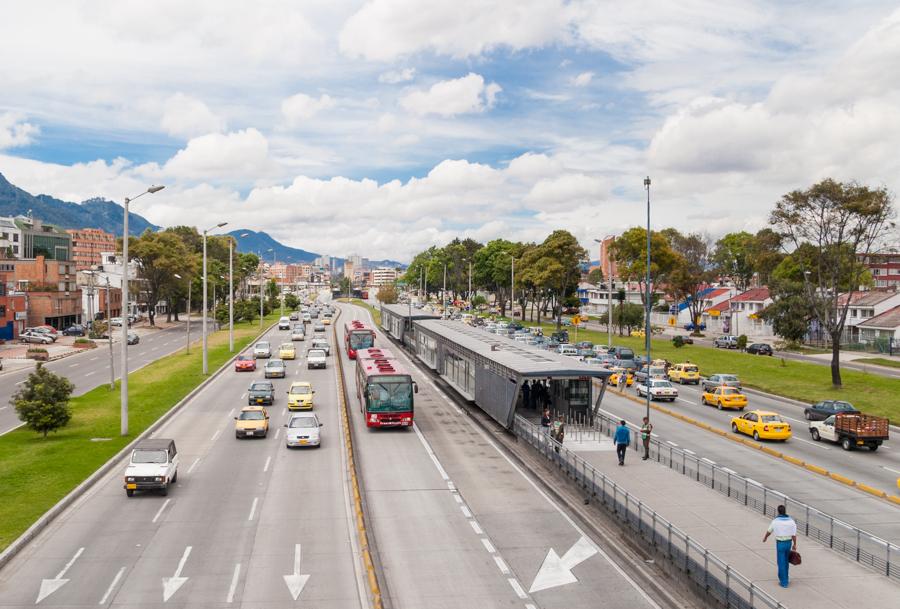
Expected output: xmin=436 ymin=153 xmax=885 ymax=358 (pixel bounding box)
xmin=380 ymin=305 xmax=612 ymax=429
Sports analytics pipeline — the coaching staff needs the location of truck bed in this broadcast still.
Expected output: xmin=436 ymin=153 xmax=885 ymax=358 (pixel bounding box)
xmin=835 ymin=413 xmax=890 ymax=439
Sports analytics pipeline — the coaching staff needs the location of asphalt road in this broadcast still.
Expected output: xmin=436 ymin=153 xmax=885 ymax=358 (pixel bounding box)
xmin=0 ymin=321 xmax=205 ymax=435
xmin=0 ymin=321 xmax=366 ymax=608
xmin=340 ymin=303 xmax=665 ymax=609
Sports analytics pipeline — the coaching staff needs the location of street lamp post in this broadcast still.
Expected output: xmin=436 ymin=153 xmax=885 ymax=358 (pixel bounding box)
xmin=643 ymin=176 xmax=652 ymax=423
xmin=229 ymin=238 xmax=234 ymax=353
xmin=120 ymin=184 xmax=164 ymax=436
xmin=202 ymin=222 xmax=228 ymax=375
xmin=174 ymin=273 xmax=191 ymax=354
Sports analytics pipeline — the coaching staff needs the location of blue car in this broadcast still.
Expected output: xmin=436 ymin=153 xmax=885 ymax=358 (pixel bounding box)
xmin=683 ymin=322 xmax=707 ymax=331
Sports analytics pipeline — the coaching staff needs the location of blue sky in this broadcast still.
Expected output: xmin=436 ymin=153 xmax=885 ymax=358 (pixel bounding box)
xmin=1 ymin=1 xmax=899 ymax=261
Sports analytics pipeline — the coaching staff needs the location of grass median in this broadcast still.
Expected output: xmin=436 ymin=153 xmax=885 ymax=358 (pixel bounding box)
xmin=339 ymin=298 xmax=381 ymax=326
xmin=0 ymin=314 xmax=279 ymax=552
xmin=509 ymin=319 xmax=900 ymax=421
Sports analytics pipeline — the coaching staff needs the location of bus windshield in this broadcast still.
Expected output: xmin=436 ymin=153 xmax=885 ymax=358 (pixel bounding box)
xmin=366 ymin=377 xmax=413 ymax=412
xmin=349 ymin=332 xmax=375 ymax=350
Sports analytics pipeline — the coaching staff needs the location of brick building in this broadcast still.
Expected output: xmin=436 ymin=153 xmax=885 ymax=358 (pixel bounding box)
xmin=0 ymin=260 xmax=26 ymax=339
xmin=11 ymin=255 xmax=82 ymax=329
xmin=66 ymin=228 xmax=117 ymax=270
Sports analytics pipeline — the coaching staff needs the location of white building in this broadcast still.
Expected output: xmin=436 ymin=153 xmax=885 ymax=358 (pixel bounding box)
xmin=837 ymin=290 xmax=900 ymax=342
xmin=0 ymin=216 xmax=23 ymax=258
xmin=371 ymin=266 xmax=399 ymax=286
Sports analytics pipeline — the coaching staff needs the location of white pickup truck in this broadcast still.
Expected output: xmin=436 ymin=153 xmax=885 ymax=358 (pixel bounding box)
xmin=307 ymin=348 xmax=327 ymax=369
xmin=124 ymin=438 xmax=179 ymax=497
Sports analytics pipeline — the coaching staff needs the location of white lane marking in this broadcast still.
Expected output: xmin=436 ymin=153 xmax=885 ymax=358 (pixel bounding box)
xmin=150 ymin=346 xmax=159 ymax=352
xmin=162 ymin=546 xmax=192 ymax=602
xmin=526 ymin=605 xmax=537 ymax=609
xmin=721 ymin=467 xmax=737 ymax=475
xmin=15 ymin=380 xmax=26 ymax=386
xmin=226 ymin=563 xmax=241 ymax=603
xmin=453 ymin=494 xmax=463 ymax=504
xmin=683 ymin=449 xmax=696 ymax=455
xmin=481 ymin=538 xmax=496 ymax=553
xmin=745 ymin=477 xmax=762 ymax=486
xmin=882 ymin=465 xmax=900 ymax=475
xmin=413 ymin=424 xmax=450 ymax=480
xmin=98 ymin=566 xmax=126 ymax=605
xmin=210 ymin=429 xmax=222 ymax=442
xmin=164 ymin=341 xmax=171 ymax=346
xmin=36 ymin=547 xmax=85 ymax=603
xmin=700 ymin=457 xmax=716 ymax=465
xmin=240 ymin=393 xmax=246 ymax=400
xmin=248 ymin=497 xmax=259 ymax=521
xmin=0 ymin=406 xmax=6 ymax=411
xmin=494 ymin=556 xmax=511 ymax=574
xmin=470 ymin=520 xmax=484 ymax=535
xmin=508 ymin=578 xmax=528 ymax=599
xmin=85 ymin=371 xmax=96 ymax=377
xmin=263 ymin=456 xmax=272 ymax=472
xmin=791 ymin=436 xmax=830 ymax=450
xmin=152 ymin=499 xmax=171 ymax=523
xmin=69 ymin=363 xmax=79 ymax=368
xmin=90 ymin=356 xmax=99 ymax=361
xmin=666 ymin=441 xmax=678 ymax=447
xmin=460 ymin=504 xmax=472 ymax=518
xmin=676 ymin=398 xmax=693 ymax=405
xmin=187 ymin=458 xmax=201 ymax=474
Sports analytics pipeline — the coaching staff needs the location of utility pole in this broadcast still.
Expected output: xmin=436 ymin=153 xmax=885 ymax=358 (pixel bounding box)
xmin=442 ymin=264 xmax=447 ymax=309
xmin=229 ymin=238 xmax=234 ymax=353
xmin=106 ymin=277 xmax=114 ymax=390
xmin=644 ymin=176 xmax=652 ymax=424
xmin=468 ymin=261 xmax=472 ymax=309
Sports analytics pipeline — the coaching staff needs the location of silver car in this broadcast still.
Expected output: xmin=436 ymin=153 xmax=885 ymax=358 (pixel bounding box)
xmin=264 ymin=359 xmax=286 ymax=378
xmin=253 ymin=341 xmax=271 ymax=358
xmin=285 ymin=413 xmax=322 ymax=448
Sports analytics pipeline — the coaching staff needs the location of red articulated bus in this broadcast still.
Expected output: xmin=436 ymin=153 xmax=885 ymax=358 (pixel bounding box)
xmin=355 ymin=347 xmax=417 ymax=428
xmin=344 ymin=320 xmax=376 ymax=359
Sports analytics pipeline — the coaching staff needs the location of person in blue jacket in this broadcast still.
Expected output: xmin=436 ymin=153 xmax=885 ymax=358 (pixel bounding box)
xmin=613 ymin=420 xmax=631 ymax=466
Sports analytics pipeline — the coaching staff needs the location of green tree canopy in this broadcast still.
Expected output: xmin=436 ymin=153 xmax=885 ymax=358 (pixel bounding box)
xmin=11 ymin=365 xmax=75 ymax=438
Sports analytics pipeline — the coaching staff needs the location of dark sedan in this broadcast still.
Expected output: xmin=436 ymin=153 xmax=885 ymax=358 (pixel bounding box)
xmin=804 ymin=400 xmax=859 ymax=421
xmin=746 ymin=343 xmax=773 ymax=355
xmin=673 ymin=334 xmax=694 ymax=345
xmin=62 ymin=324 xmax=86 ymax=336
xmin=248 ymin=381 xmax=275 ymax=405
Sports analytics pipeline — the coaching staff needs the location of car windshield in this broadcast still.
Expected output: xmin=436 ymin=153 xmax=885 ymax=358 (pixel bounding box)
xmin=267 ymin=361 xmax=284 ymax=367
xmin=833 ymin=402 xmax=856 ymax=411
xmin=366 ymin=379 xmax=413 ymax=412
xmin=237 ymin=355 xmax=252 ymax=361
xmin=652 ymin=380 xmax=673 ymax=387
xmin=683 ymin=366 xmax=699 ymax=373
xmin=290 ymin=385 xmax=311 ymax=395
xmin=280 ymin=344 xmax=293 ymax=350
xmin=256 ymin=342 xmax=270 ymax=349
xmin=289 ymin=417 xmax=317 ymax=428
xmin=250 ymin=383 xmax=272 ymax=391
xmin=721 ymin=388 xmax=740 ymax=395
xmin=132 ymin=449 xmax=167 ymax=464
xmin=239 ymin=411 xmax=265 ymax=420
xmin=760 ymin=415 xmax=785 ymax=423
xmin=719 ymin=375 xmax=737 ymax=381
xmin=308 ymin=349 xmax=326 ymax=357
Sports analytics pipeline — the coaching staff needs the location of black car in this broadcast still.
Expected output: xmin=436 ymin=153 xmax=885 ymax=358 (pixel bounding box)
xmin=248 ymin=381 xmax=275 ymax=405
xmin=746 ymin=343 xmax=773 ymax=355
xmin=62 ymin=324 xmax=85 ymax=336
xmin=804 ymin=400 xmax=859 ymax=421
xmin=127 ymin=332 xmax=140 ymax=345
xmin=673 ymin=334 xmax=694 ymax=345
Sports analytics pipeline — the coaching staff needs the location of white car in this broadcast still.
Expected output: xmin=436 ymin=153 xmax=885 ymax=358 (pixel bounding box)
xmin=306 ymin=348 xmax=327 ymax=369
xmin=291 ymin=328 xmax=305 ymax=341
xmin=253 ymin=341 xmax=272 ymax=358
xmin=278 ymin=316 xmax=291 ymax=330
xmin=285 ymin=412 xmax=323 ymax=448
xmin=636 ymin=379 xmax=679 ymax=402
xmin=310 ymin=337 xmax=330 ymax=356
xmin=124 ymin=438 xmax=179 ymax=497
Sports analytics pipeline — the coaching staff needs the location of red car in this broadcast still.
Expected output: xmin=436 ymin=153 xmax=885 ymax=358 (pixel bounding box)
xmin=235 ymin=355 xmax=256 ymax=372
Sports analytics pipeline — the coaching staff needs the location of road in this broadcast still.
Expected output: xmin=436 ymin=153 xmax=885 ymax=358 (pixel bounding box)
xmin=0 ymin=319 xmax=366 ymax=608
xmin=0 ymin=321 xmax=201 ymax=435
xmin=339 ymin=303 xmax=665 ymax=609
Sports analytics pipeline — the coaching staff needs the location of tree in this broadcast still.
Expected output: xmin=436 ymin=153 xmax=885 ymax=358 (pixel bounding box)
xmin=713 ymin=231 xmax=755 ymax=290
xmin=377 ymin=284 xmax=399 ymax=304
xmin=770 ymin=178 xmax=895 ymax=386
xmin=609 ymin=227 xmax=679 ymax=307
xmin=129 ymin=229 xmax=193 ymax=326
xmin=749 ymin=228 xmax=784 ymax=287
xmin=667 ymin=231 xmax=715 ymax=336
xmin=587 ymin=268 xmax=603 ymax=284
xmin=11 ymin=365 xmax=75 ymax=438
xmin=598 ymin=302 xmax=644 ymax=335
xmin=759 ymin=249 xmax=818 ymax=344
xmin=473 ymin=239 xmax=519 ymax=317
xmin=284 ymin=294 xmax=299 ymax=310
xmin=533 ymin=231 xmax=586 ymax=329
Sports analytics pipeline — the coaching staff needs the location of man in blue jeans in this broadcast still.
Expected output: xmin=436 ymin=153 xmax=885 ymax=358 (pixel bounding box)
xmin=613 ymin=420 xmax=630 ymax=465
xmin=762 ymin=504 xmax=798 ymax=587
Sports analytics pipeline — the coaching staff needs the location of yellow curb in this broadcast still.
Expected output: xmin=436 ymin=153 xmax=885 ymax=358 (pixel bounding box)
xmin=605 ymin=386 xmax=897 ymax=505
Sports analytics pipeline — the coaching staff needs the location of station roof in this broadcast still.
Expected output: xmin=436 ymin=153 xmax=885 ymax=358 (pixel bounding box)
xmin=381 ymin=303 xmax=441 ymax=320
xmin=415 ymin=319 xmax=612 ymax=379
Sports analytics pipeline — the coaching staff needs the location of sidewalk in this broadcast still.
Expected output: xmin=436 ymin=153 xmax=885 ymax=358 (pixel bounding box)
xmin=553 ymin=429 xmax=900 ymax=609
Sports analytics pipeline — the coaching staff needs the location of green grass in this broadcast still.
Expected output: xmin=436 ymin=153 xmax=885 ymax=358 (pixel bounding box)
xmin=0 ymin=314 xmax=280 ymax=552
xmin=853 ymin=357 xmax=900 ymax=370
xmin=515 ymin=320 xmax=900 ymax=421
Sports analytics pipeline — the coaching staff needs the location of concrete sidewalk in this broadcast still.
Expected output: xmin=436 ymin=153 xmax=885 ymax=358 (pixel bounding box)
xmin=558 ymin=432 xmax=900 ymax=609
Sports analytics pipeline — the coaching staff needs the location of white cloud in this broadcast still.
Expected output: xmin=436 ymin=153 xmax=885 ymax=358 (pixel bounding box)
xmin=161 ymin=129 xmax=271 ymax=181
xmin=572 ymin=71 xmax=594 ymax=87
xmin=400 ymin=73 xmax=501 ymax=117
xmin=0 ymin=112 xmax=39 ymax=149
xmin=160 ymin=93 xmax=225 ymax=138
xmin=281 ymin=93 xmax=337 ymax=125
xmin=378 ymin=68 xmax=416 ymax=84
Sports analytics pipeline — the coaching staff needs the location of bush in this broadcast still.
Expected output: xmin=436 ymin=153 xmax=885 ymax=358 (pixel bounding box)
xmin=11 ymin=364 xmax=75 ymax=437
xmin=73 ymin=338 xmax=96 ymax=349
xmin=737 ymin=335 xmax=748 ymax=350
xmin=672 ymin=335 xmax=685 ymax=348
xmin=26 ymin=348 xmax=49 ymax=361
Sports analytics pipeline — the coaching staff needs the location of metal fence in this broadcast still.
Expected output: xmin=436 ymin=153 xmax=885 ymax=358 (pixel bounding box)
xmin=514 ymin=415 xmax=786 ymax=609
xmin=553 ymin=409 xmax=900 ymax=582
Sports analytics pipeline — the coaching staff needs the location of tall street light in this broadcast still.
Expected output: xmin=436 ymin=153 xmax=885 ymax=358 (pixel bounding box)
xmin=120 ymin=184 xmax=164 ymax=436
xmin=643 ymin=176 xmax=652 ymax=424
xmin=203 ymin=221 xmax=228 ymax=374
xmin=228 ymin=236 xmax=235 ymax=353
xmin=174 ymin=273 xmax=191 ymax=354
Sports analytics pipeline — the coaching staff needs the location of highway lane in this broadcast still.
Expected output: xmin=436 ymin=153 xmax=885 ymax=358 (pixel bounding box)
xmin=617 ymin=374 xmax=900 ymax=494
xmin=340 ymin=303 xmax=666 ymax=609
xmin=593 ymin=387 xmax=900 ymax=544
xmin=0 ymin=321 xmax=208 ymax=435
xmin=0 ymin=321 xmax=365 ymax=608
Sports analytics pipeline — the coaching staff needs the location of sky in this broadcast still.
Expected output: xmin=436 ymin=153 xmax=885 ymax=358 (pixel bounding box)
xmin=1 ymin=0 xmax=899 ymax=262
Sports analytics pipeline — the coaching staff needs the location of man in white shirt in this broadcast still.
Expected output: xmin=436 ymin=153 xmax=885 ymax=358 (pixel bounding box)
xmin=762 ymin=504 xmax=798 ymax=587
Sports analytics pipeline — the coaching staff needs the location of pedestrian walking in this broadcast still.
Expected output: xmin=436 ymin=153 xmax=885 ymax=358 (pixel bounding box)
xmin=613 ymin=420 xmax=630 ymax=465
xmin=552 ymin=415 xmax=566 ymax=453
xmin=763 ymin=505 xmax=798 ymax=588
xmin=640 ymin=416 xmax=653 ymax=460
xmin=541 ymin=408 xmax=552 ymax=435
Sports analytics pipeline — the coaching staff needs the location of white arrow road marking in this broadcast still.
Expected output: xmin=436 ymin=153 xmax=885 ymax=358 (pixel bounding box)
xmin=36 ymin=547 xmax=84 ymax=603
xmin=528 ymin=536 xmax=598 ymax=594
xmin=282 ymin=544 xmax=311 ymax=601
xmin=162 ymin=546 xmax=192 ymax=602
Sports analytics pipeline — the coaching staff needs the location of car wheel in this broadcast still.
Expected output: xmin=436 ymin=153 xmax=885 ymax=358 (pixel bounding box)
xmin=717 ymin=402 xmax=723 ymax=410
xmin=126 ymin=489 xmax=134 ymax=497
xmin=841 ymin=437 xmax=853 ymax=451
xmin=752 ymin=431 xmax=760 ymax=441
xmin=811 ymin=429 xmax=820 ymax=441
xmin=869 ymin=444 xmax=879 ymax=452
xmin=171 ymin=471 xmax=177 ymax=484
xmin=731 ymin=423 xmax=739 ymax=433
xmin=804 ymin=411 xmax=812 ymax=420
xmin=160 ymin=485 xmax=168 ymax=497
xmin=701 ymin=396 xmax=706 ymax=405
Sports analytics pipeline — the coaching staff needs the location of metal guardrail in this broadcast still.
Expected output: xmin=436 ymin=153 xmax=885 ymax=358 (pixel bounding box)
xmin=555 ymin=409 xmax=900 ymax=582
xmin=514 ymin=415 xmax=786 ymax=609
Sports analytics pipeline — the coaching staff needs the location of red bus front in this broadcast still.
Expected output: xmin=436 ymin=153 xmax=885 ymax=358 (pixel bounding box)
xmin=345 ymin=324 xmax=376 ymax=359
xmin=362 ymin=374 xmax=415 ymax=427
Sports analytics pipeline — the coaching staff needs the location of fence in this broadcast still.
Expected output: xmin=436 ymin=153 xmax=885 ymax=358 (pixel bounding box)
xmin=552 ymin=409 xmax=900 ymax=582
xmin=514 ymin=415 xmax=786 ymax=609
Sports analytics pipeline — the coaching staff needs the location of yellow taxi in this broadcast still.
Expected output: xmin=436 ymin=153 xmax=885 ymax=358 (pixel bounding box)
xmin=609 ymin=367 xmax=634 ymax=387
xmin=701 ymin=386 xmax=748 ymax=410
xmin=278 ymin=343 xmax=296 ymax=360
xmin=667 ymin=363 xmax=701 ymax=385
xmin=731 ymin=410 xmax=791 ymax=441
xmin=234 ymin=406 xmax=269 ymax=438
xmin=287 ymin=381 xmax=315 ymax=410
xmin=323 ymin=317 xmax=332 ymax=325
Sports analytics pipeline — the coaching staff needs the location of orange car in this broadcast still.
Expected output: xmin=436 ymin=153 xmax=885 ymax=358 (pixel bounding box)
xmin=235 ymin=354 xmax=256 ymax=372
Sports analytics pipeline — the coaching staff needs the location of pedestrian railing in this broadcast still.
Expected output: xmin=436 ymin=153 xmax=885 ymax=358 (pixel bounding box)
xmin=555 ymin=409 xmax=900 ymax=582
xmin=514 ymin=415 xmax=787 ymax=609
